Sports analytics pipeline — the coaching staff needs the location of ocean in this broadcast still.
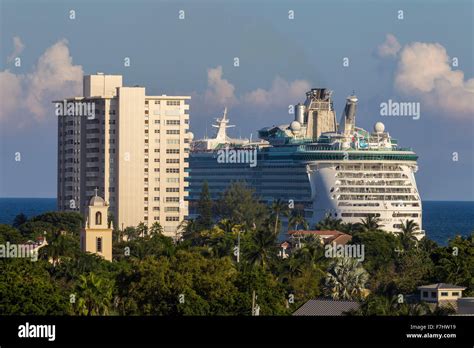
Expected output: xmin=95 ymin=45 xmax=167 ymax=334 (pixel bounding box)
xmin=0 ymin=198 xmax=472 ymax=246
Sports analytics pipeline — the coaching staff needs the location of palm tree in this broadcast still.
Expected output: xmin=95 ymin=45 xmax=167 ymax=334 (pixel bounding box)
xmin=179 ymin=219 xmax=201 ymax=245
xmin=245 ymin=229 xmax=277 ymax=268
xmin=74 ymin=272 xmax=114 ymax=316
xmin=357 ymin=215 xmax=384 ymax=233
xmin=149 ymin=222 xmax=164 ymax=236
xmin=136 ymin=222 xmax=148 ymax=238
xmin=398 ymin=219 xmax=420 ymax=250
xmin=123 ymin=227 xmax=139 ymax=241
xmin=270 ymin=199 xmax=290 ymax=236
xmin=295 ymin=235 xmax=325 ymax=266
xmin=315 ymin=215 xmax=344 ymax=231
xmin=324 ymin=257 xmax=369 ymax=301
xmin=45 ymin=231 xmax=78 ymax=266
xmin=288 ymin=211 xmax=309 ymax=231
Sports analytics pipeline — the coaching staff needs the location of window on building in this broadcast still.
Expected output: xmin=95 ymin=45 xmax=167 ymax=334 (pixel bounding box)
xmin=431 ymin=292 xmax=437 ymax=298
xmin=95 ymin=212 xmax=102 ymax=225
xmin=166 ymin=216 xmax=180 ymax=221
xmin=96 ymin=237 xmax=102 ymax=253
xmin=423 ymin=291 xmax=428 ymax=297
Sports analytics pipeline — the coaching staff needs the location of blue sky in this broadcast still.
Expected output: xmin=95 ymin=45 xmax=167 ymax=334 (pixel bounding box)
xmin=0 ymin=0 xmax=473 ymax=200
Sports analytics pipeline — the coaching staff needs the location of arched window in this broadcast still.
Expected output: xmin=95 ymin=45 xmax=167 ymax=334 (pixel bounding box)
xmin=95 ymin=211 xmax=102 ymax=225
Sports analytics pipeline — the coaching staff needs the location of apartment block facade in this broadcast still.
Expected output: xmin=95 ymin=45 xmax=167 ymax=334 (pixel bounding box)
xmin=57 ymin=73 xmax=191 ymax=236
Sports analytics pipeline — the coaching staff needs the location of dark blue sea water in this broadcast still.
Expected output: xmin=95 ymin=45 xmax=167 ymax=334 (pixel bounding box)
xmin=0 ymin=198 xmax=472 ymax=245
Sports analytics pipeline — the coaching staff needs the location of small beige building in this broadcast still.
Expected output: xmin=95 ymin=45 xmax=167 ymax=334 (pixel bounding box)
xmin=80 ymin=191 xmax=113 ymax=261
xmin=418 ymin=283 xmax=466 ymax=303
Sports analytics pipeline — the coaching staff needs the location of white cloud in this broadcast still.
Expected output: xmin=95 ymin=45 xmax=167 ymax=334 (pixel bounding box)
xmin=203 ymin=66 xmax=311 ymax=110
xmin=25 ymin=39 xmax=83 ymax=121
xmin=377 ymin=34 xmax=401 ymax=58
xmin=394 ymin=41 xmax=474 ymax=117
xmin=204 ymin=66 xmax=237 ymax=107
xmin=7 ymin=36 xmax=25 ymax=62
xmin=0 ymin=39 xmax=83 ymax=127
xmin=0 ymin=70 xmax=23 ymax=121
xmin=243 ymin=77 xmax=310 ymax=107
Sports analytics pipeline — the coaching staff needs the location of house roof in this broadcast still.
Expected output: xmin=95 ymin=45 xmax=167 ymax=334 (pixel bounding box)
xmin=288 ymin=230 xmax=343 ymax=236
xmin=418 ymin=283 xmax=467 ymax=291
xmin=288 ymin=230 xmax=352 ymax=245
xmin=293 ymin=298 xmax=360 ymax=316
xmin=328 ymin=234 xmax=352 ymax=245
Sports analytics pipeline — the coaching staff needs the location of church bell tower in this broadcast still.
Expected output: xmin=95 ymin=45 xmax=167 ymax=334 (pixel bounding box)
xmin=80 ymin=189 xmax=113 ymax=261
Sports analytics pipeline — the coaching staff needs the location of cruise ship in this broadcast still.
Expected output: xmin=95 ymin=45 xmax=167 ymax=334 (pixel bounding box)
xmin=188 ymin=88 xmax=424 ymax=238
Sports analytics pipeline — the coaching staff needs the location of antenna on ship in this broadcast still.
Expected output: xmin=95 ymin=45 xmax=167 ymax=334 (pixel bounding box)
xmin=212 ymin=107 xmax=235 ymax=141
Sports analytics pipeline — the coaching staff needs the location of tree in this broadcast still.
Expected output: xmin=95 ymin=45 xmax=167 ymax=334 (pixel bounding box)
xmin=288 ymin=265 xmax=324 ymax=307
xmin=123 ymin=227 xmax=139 ymax=241
xmin=431 ymin=234 xmax=473 ymax=293
xmin=351 ymin=230 xmax=399 ymax=275
xmin=244 ymin=228 xmax=277 ymax=269
xmin=206 ymin=220 xmax=242 ymax=258
xmin=149 ymin=222 xmax=164 ymax=236
xmin=398 ymin=219 xmax=420 ymax=250
xmin=0 ymin=259 xmax=70 ymax=315
xmin=288 ymin=210 xmax=308 ymax=231
xmin=12 ymin=213 xmax=28 ymax=228
xmin=197 ymin=181 xmax=213 ymax=229
xmin=0 ymin=224 xmax=24 ymax=244
xmin=73 ymin=272 xmax=114 ymax=316
xmin=356 ymin=216 xmax=384 ymax=233
xmin=115 ymin=252 xmax=240 ymax=315
xmin=136 ymin=222 xmax=148 ymax=238
xmin=29 ymin=211 xmax=84 ymax=235
xmin=315 ymin=215 xmax=344 ymax=231
xmin=324 ymin=257 xmax=369 ymax=301
xmin=270 ymin=199 xmax=290 ymax=236
xmin=216 ymin=182 xmax=267 ymax=230
xmin=43 ymin=230 xmax=80 ymax=266
xmin=393 ymin=249 xmax=434 ymax=294
xmin=355 ymin=294 xmax=433 ymax=316
xmin=234 ymin=267 xmax=289 ymax=315
xmin=180 ymin=219 xmax=203 ymax=246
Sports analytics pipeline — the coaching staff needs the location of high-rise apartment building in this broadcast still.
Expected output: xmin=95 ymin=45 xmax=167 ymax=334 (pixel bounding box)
xmin=57 ymin=73 xmax=191 ymax=236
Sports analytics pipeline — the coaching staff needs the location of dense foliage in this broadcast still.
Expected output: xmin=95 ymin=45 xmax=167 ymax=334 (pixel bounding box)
xmin=0 ymin=183 xmax=472 ymax=316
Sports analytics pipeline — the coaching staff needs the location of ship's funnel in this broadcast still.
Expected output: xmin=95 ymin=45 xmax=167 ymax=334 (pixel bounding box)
xmin=295 ymin=103 xmax=305 ymax=124
xmin=340 ymin=95 xmax=358 ymax=134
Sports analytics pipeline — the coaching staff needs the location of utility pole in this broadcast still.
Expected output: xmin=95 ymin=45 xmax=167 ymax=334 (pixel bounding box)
xmin=237 ymin=229 xmax=240 ymax=263
xmin=234 ymin=229 xmax=241 ymax=263
xmin=252 ymin=290 xmax=256 ymax=316
xmin=252 ymin=290 xmax=260 ymax=316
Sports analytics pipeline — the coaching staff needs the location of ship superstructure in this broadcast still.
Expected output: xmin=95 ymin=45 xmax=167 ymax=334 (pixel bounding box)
xmin=188 ymin=88 xmax=424 ymax=239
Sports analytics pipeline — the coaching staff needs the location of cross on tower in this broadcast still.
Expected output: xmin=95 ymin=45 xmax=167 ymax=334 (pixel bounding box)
xmin=94 ymin=187 xmax=98 ymax=197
